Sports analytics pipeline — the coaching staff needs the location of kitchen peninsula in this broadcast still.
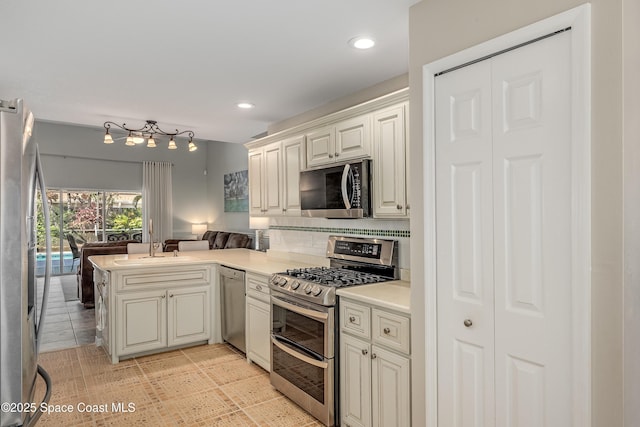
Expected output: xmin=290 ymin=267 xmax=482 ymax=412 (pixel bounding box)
xmin=89 ymin=249 xmax=327 ymax=364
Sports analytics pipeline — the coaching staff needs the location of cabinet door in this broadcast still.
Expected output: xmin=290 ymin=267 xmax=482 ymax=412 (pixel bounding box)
xmin=373 ymin=104 xmax=408 ymax=218
xmin=116 ymin=290 xmax=167 ymax=356
xmin=246 ymin=296 xmax=271 ymax=371
xmin=167 ymin=286 xmax=211 ymax=347
xmin=306 ymin=125 xmax=335 ymax=167
xmin=341 ymin=334 xmax=371 ymax=427
xmin=371 ymin=345 xmax=411 ymax=427
xmin=335 ymin=115 xmax=371 ymax=162
xmin=248 ymin=149 xmax=264 ymax=215
xmin=282 ymin=135 xmax=305 ymax=216
xmin=263 ymin=142 xmax=282 ymax=215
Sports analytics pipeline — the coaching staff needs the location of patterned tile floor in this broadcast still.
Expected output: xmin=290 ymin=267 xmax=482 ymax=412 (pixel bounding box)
xmin=34 ymin=344 xmax=323 ymax=426
xmin=34 ymin=276 xmax=324 ymax=426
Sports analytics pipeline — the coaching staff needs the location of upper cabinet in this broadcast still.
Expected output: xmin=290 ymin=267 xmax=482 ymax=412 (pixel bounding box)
xmin=248 ymin=142 xmax=282 ymax=216
xmin=249 ymin=136 xmax=306 ymax=217
xmin=306 ymin=115 xmax=371 ymax=168
xmin=372 ymin=102 xmax=410 ymax=218
xmin=245 ymin=87 xmax=409 ymax=219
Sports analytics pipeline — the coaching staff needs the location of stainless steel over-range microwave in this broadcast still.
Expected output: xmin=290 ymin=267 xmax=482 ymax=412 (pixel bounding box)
xmin=300 ymin=159 xmax=371 ymax=219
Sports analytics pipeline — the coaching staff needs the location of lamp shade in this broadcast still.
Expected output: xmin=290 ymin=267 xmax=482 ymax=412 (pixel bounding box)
xmin=249 ymin=217 xmax=269 ymax=230
xmin=191 ymin=223 xmax=207 ymax=236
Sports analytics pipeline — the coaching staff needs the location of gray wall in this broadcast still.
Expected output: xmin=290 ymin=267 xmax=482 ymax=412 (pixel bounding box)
xmin=33 ymin=120 xmax=248 ymax=239
xmin=408 ymin=0 xmax=625 ymax=426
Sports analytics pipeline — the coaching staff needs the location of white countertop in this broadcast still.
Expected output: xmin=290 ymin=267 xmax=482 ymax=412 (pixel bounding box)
xmin=88 ymin=248 xmax=323 ymax=277
xmin=90 ymin=248 xmax=411 ymax=313
xmin=337 ymin=280 xmax=411 ymax=314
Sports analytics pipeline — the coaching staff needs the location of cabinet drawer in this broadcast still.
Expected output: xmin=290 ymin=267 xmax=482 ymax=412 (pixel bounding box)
xmin=246 ymin=273 xmax=270 ymax=301
xmin=372 ymin=308 xmax=410 ymax=354
xmin=341 ymin=300 xmax=370 ymax=339
xmin=117 ymin=266 xmax=210 ymax=291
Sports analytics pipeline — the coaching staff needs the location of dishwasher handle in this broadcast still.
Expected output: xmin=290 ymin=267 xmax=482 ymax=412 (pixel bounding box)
xmin=219 ymin=265 xmax=246 ymax=280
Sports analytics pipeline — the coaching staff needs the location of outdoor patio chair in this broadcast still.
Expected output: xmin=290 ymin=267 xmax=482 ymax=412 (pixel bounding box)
xmin=66 ymin=234 xmax=81 ymax=273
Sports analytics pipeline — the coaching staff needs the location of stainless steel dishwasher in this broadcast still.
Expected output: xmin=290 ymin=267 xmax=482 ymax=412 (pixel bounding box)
xmin=219 ymin=265 xmax=246 ymax=353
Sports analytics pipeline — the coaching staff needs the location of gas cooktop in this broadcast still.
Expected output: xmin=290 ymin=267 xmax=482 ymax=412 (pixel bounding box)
xmin=270 ymin=236 xmax=398 ymax=306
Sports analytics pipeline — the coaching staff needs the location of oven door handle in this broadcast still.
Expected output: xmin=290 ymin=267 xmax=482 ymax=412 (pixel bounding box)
xmin=271 ymin=295 xmax=329 ymax=323
xmin=272 ymin=336 xmax=329 ymax=369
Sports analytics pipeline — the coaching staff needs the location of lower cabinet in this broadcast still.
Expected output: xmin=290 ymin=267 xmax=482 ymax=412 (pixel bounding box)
xmin=245 ymin=272 xmax=271 ymax=371
xmin=340 ymin=299 xmax=411 ymax=427
xmin=116 ymin=285 xmax=211 ymax=357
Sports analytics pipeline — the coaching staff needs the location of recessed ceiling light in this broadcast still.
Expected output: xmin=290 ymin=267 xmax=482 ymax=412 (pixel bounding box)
xmin=349 ymin=36 xmax=375 ymax=50
xmin=237 ymin=102 xmax=255 ymax=109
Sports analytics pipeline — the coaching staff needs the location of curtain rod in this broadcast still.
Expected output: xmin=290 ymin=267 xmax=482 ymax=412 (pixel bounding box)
xmin=41 ymin=153 xmax=174 ymax=166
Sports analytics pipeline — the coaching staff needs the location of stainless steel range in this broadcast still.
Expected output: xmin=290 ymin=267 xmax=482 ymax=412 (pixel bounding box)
xmin=269 ymin=235 xmax=398 ymax=427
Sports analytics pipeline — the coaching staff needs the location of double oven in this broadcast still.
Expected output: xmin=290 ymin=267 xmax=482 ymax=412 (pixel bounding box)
xmin=269 ymin=236 xmax=398 ymax=426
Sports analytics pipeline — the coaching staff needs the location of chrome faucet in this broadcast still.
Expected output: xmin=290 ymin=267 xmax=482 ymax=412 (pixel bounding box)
xmin=148 ymin=218 xmax=156 ymax=257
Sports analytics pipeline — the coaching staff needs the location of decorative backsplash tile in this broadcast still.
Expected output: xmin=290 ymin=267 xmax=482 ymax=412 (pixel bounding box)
xmin=269 ymin=225 xmax=410 ymax=238
xmin=264 ymin=217 xmax=411 ymax=269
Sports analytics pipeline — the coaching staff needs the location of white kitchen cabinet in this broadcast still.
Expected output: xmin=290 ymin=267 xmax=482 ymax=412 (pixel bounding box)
xmin=95 ymin=264 xmax=214 ymax=364
xmin=306 ymin=115 xmax=371 ymax=168
xmin=248 ymin=141 xmax=282 ymax=216
xmin=281 ymin=135 xmax=305 ymax=216
xmin=372 ymin=103 xmax=410 ymax=218
xmin=245 ymin=272 xmax=271 ymax=371
xmin=340 ymin=298 xmax=411 ymax=427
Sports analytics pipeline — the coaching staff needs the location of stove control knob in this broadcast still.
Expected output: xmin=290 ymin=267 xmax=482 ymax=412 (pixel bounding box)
xmin=291 ymin=280 xmax=300 ymax=290
xmin=278 ymin=277 xmax=288 ymax=287
xmin=311 ymin=285 xmax=322 ymax=296
xmin=303 ymin=283 xmax=313 ymax=294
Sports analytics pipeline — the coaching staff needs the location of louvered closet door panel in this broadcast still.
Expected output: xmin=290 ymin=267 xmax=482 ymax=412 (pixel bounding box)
xmin=491 ymin=31 xmax=573 ymax=427
xmin=436 ymin=59 xmax=495 ymax=427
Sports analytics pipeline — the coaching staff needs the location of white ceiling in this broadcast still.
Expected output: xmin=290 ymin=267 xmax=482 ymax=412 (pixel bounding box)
xmin=0 ymin=0 xmax=419 ymax=144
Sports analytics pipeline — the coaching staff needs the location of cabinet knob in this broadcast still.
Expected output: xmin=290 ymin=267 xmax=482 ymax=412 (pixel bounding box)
xmin=335 ymin=152 xmax=340 ymax=157
xmin=282 ymin=208 xmax=286 ymax=212
xmin=371 ymin=353 xmax=377 ymax=360
xmin=362 ymin=349 xmax=368 ymax=356
xmin=397 ymin=204 xmax=403 ymax=210
xmin=406 ymin=204 xmax=410 ymax=210
xmin=383 ymin=327 xmax=391 ymax=335
xmin=162 ymin=294 xmax=166 ymax=299
xmin=328 ymin=154 xmax=334 ymax=158
xmin=464 ymin=319 xmax=473 ymax=327
xmin=169 ymin=294 xmax=174 ymax=298
xmin=256 ymin=284 xmax=262 ymax=291
xmin=349 ymin=316 xmax=356 ymax=323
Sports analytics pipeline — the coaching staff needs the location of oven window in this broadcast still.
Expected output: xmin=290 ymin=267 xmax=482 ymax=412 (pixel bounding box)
xmin=272 ymin=302 xmax=326 ymax=357
xmin=272 ymin=342 xmax=326 ymax=404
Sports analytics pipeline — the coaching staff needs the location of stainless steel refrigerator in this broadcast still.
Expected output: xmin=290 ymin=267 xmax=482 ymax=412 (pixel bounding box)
xmin=0 ymin=99 xmax=52 ymax=426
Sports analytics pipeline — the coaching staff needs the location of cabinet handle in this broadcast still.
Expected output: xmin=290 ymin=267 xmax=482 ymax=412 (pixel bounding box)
xmin=282 ymin=208 xmax=286 ymax=212
xmin=464 ymin=319 xmax=473 ymax=327
xmin=349 ymin=316 xmax=356 ymax=323
xmin=169 ymin=294 xmax=174 ymax=298
xmin=406 ymin=204 xmax=410 ymax=210
xmin=362 ymin=349 xmax=368 ymax=356
xmin=335 ymin=152 xmax=340 ymax=157
xmin=396 ymin=204 xmax=403 ymax=210
xmin=256 ymin=284 xmax=262 ymax=291
xmin=371 ymin=353 xmax=377 ymax=360
xmin=162 ymin=294 xmax=166 ymax=299
xmin=383 ymin=327 xmax=391 ymax=335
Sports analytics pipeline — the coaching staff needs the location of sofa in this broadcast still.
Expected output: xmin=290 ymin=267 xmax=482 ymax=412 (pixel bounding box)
xmin=163 ymin=230 xmax=252 ymax=252
xmin=78 ymin=240 xmax=136 ymax=308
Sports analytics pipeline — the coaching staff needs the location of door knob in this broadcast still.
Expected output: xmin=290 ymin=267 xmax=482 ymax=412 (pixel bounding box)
xmin=463 ymin=319 xmax=473 ymax=327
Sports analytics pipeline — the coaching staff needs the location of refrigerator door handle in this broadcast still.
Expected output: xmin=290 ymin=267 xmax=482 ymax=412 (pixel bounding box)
xmin=34 ymin=146 xmax=51 ymax=352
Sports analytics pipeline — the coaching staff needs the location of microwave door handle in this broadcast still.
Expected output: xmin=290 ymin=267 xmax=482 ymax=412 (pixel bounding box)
xmin=341 ymin=164 xmax=351 ymax=209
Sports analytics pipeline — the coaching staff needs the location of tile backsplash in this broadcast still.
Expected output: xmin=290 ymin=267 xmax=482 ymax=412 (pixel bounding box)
xmin=267 ymin=217 xmax=410 ymax=270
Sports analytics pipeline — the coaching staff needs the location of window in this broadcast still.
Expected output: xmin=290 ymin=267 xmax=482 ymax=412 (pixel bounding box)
xmin=36 ymin=189 xmax=142 ymax=276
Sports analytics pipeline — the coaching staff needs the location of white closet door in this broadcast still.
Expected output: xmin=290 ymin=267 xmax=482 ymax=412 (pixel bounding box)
xmin=436 ymin=59 xmax=496 ymax=427
xmin=436 ymin=30 xmax=573 ymax=427
xmin=492 ymin=31 xmax=572 ymax=427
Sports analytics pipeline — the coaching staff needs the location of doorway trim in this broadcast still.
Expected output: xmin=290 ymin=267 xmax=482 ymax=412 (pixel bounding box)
xmin=420 ymin=4 xmax=591 ymax=426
